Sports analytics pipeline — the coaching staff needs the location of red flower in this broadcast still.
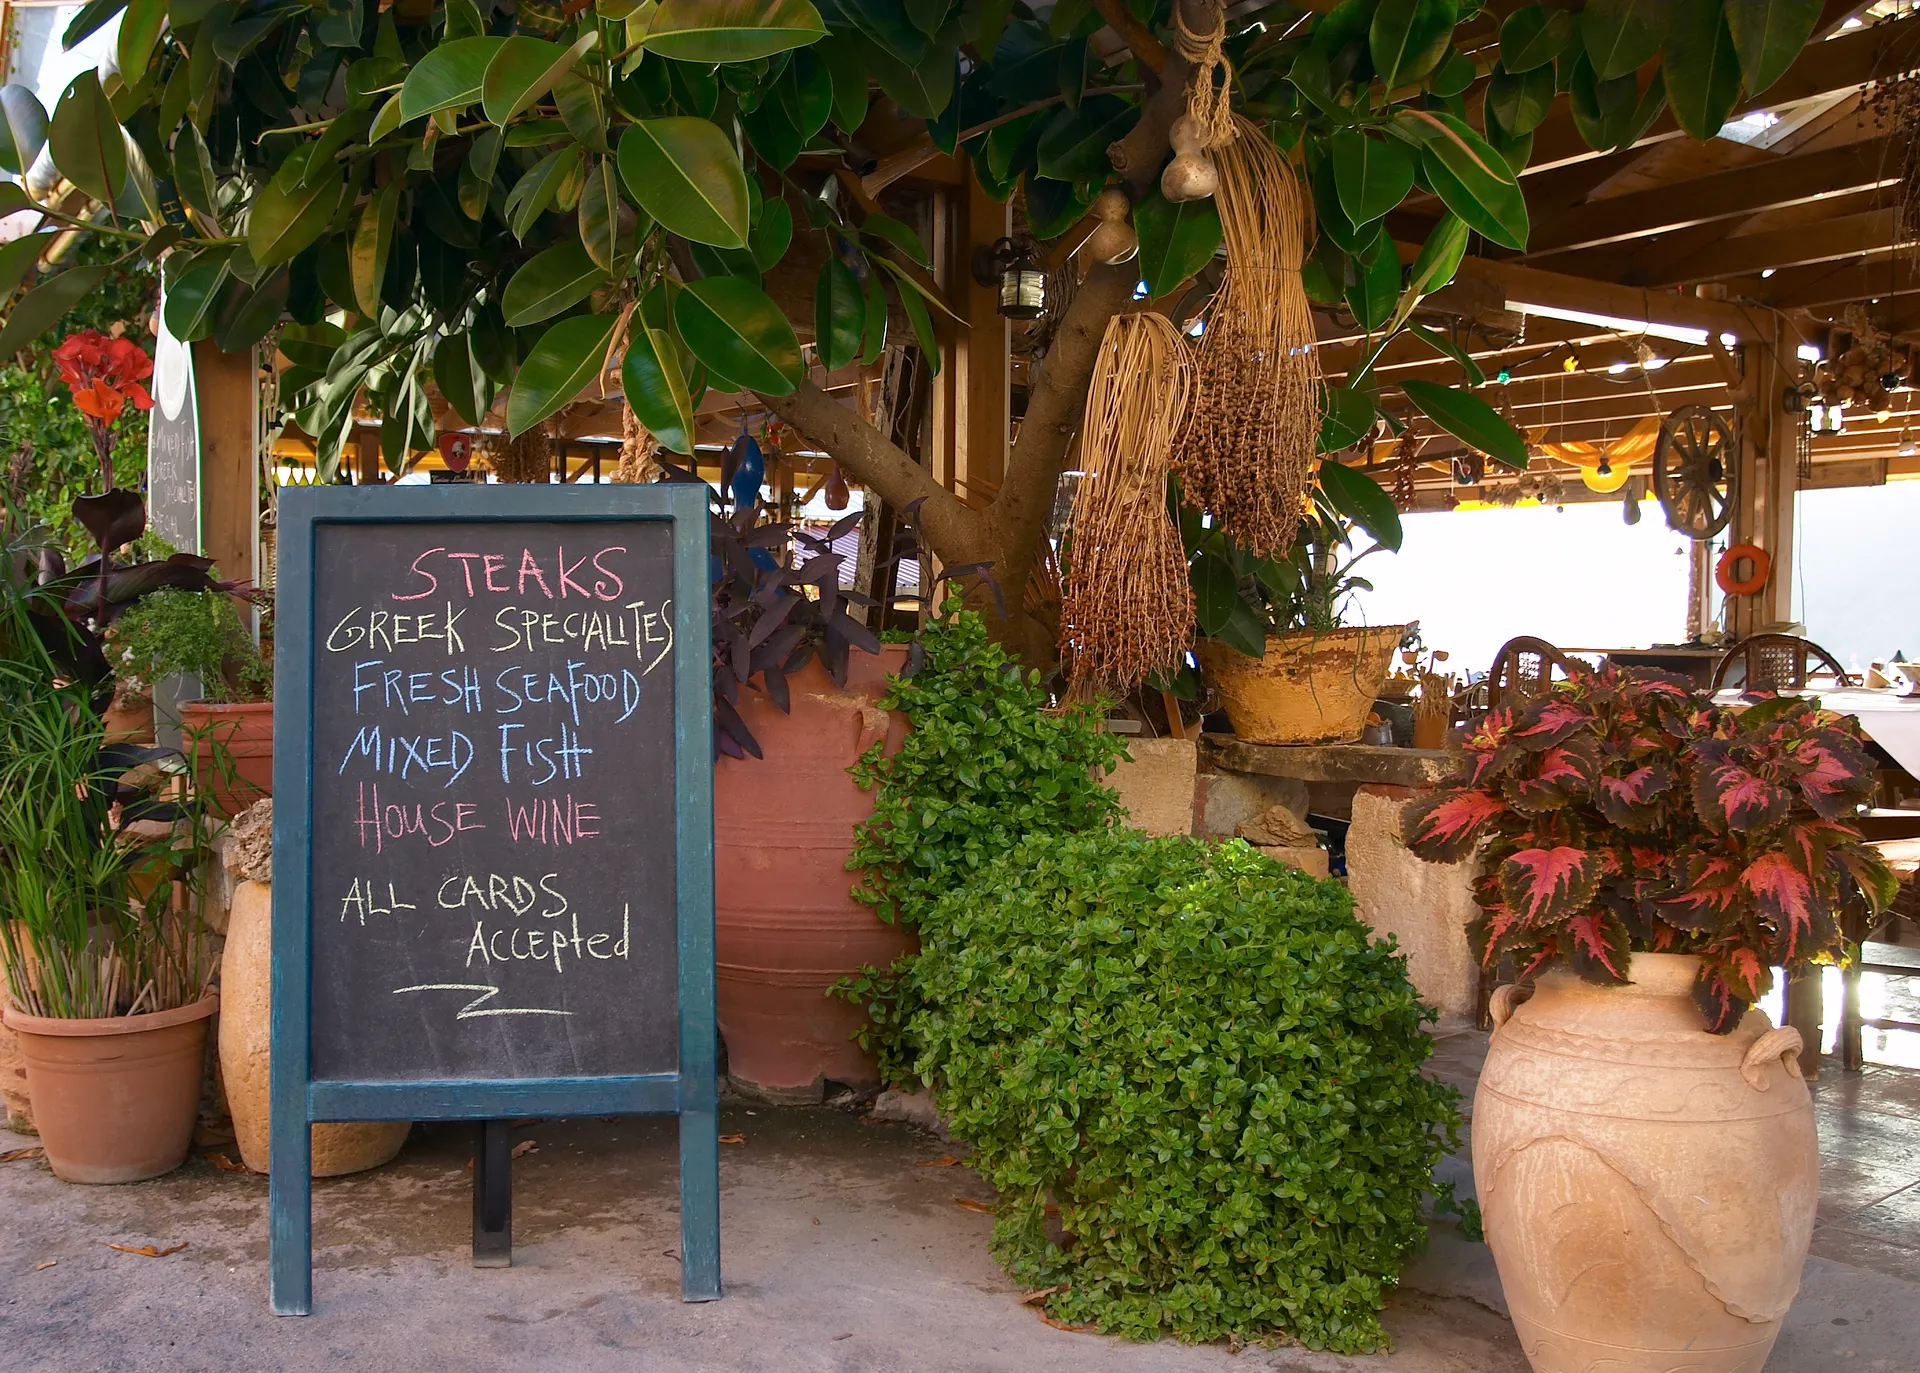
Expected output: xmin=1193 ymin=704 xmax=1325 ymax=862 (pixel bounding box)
xmin=52 ymin=329 xmax=155 ymax=424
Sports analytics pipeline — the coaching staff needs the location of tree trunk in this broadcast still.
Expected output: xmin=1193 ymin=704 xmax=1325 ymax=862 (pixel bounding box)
xmin=755 ymin=0 xmax=1218 ymax=666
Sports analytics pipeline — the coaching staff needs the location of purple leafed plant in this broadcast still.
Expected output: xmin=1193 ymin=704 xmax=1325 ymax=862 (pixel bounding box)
xmin=1403 ymin=667 xmax=1897 ymax=1032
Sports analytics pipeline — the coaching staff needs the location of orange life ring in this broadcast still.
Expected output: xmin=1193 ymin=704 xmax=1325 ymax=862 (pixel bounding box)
xmin=1715 ymin=544 xmax=1771 ymax=596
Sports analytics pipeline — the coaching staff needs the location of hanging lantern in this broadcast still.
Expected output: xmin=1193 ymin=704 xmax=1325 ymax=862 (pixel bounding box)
xmin=971 ymin=237 xmax=1046 ymax=319
xmin=1581 ymin=458 xmax=1631 ymax=494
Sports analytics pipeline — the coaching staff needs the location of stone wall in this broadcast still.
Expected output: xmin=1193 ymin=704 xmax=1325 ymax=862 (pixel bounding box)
xmin=1344 ymin=784 xmax=1480 ymax=1029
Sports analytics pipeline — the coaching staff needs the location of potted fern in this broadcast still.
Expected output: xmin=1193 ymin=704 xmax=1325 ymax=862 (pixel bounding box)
xmin=1403 ymin=668 xmax=1893 ymax=1371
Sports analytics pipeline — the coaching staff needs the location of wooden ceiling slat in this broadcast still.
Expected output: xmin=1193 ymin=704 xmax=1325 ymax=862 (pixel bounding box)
xmin=1640 ymin=207 xmax=1904 ymax=287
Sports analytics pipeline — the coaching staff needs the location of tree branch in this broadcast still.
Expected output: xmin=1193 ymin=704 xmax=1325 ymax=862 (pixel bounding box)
xmin=757 ymin=379 xmax=989 ymax=558
xmin=1091 ymin=0 xmax=1168 ymax=73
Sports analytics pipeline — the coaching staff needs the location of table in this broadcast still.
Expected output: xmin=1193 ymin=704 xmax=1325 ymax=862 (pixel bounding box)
xmin=1714 ymin=688 xmax=1920 ymax=780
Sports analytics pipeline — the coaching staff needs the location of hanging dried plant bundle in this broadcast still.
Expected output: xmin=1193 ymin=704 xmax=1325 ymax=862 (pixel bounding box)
xmin=1060 ymin=312 xmax=1195 ymax=694
xmin=1177 ymin=116 xmax=1321 ymax=558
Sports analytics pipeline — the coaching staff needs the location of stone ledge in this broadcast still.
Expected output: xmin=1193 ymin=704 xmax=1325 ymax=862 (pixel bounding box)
xmin=1199 ymin=736 xmax=1457 ymax=788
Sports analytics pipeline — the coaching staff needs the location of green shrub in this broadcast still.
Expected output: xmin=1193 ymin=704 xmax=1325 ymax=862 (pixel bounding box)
xmin=908 ymin=829 xmax=1460 ymax=1353
xmin=105 ymin=587 xmax=269 ymax=703
xmin=840 ymin=602 xmax=1126 ymax=1080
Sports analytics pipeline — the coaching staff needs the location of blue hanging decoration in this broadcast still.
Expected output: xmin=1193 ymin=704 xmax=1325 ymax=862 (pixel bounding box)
xmin=729 ymin=431 xmax=764 ymax=510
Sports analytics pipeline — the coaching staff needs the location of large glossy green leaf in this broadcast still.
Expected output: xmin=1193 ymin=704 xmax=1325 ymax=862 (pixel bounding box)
xmin=1406 ymin=321 xmax=1486 ymax=387
xmin=1724 ymin=0 xmax=1821 ymax=100
xmin=0 ymin=233 xmax=51 ymax=301
xmin=1346 ymin=237 xmax=1401 ymax=333
xmin=673 ymin=276 xmax=803 ymax=395
xmin=1331 ymin=128 xmax=1414 ymax=228
xmin=1665 ymin=0 xmax=1744 ymax=142
xmin=483 ymin=32 xmax=599 ymax=127
xmin=1318 ymin=383 xmax=1376 ymax=453
xmin=739 ymin=92 xmax=802 ymax=170
xmin=1035 ymin=96 xmax=1137 ymax=183
xmin=751 ymin=196 xmax=793 ymax=271
xmin=1487 ymin=62 xmax=1554 ymax=137
xmin=48 ymin=71 xmax=125 ymax=208
xmin=505 ymin=144 xmax=584 ymax=240
xmin=434 ymin=331 xmax=496 ymax=427
xmin=0 ymin=86 xmax=48 ymax=177
xmin=398 ymin=36 xmax=505 ymax=121
xmin=862 ymin=37 xmax=954 ymax=119
xmin=162 ymin=252 xmax=229 ymax=341
xmin=621 ymin=324 xmax=697 ymax=454
xmin=0 ymin=263 xmax=106 ymax=356
xmin=212 ymin=265 xmax=290 ymax=353
xmin=249 ymin=161 xmax=344 ymax=268
xmin=1317 ymin=458 xmax=1403 ymax=552
xmin=816 ymin=33 xmax=869 ymax=132
xmin=1568 ymin=55 xmax=1666 ymax=153
xmin=1580 ymin=0 xmax=1671 ymax=82
xmin=1191 ymin=552 xmax=1265 ymax=657
xmin=793 ymin=49 xmax=833 ymax=140
xmin=859 ymin=212 xmax=929 ymax=268
xmin=1403 ymin=213 xmax=1468 ymax=301
xmin=1499 ymin=5 xmax=1578 ymax=72
xmin=642 ymin=0 xmax=826 ymax=63
xmin=350 ymin=181 xmax=398 ymax=317
xmin=62 ymin=0 xmax=126 ymax=51
xmin=617 ymin=117 xmax=749 ymax=249
xmin=508 ymin=313 xmax=620 ymax=436
xmin=1401 ymin=110 xmax=1528 ymax=251
xmin=1369 ymin=0 xmax=1457 ymax=92
xmin=503 ymin=239 xmax=608 ymax=326
xmin=579 ymin=156 xmax=623 ymax=272
xmin=1133 ymin=191 xmax=1221 ymax=298
xmin=116 ymin=0 xmax=168 ymax=85
xmin=1403 ymin=377 xmax=1527 ymax=469
xmin=814 ymin=255 xmax=863 ymax=372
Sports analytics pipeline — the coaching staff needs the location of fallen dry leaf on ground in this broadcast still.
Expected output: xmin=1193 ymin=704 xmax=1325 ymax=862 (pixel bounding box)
xmin=33 ymin=1261 xmax=55 ymax=1272
xmin=1035 ymin=1311 xmax=1098 ymax=1333
xmin=1020 ymin=1285 xmax=1067 ymax=1305
xmin=717 ymin=1134 xmax=746 ymax=1145
xmin=104 ymin=1242 xmax=187 ymax=1258
xmin=1 ymin=1147 xmax=45 ymax=1162
xmin=509 ymin=1140 xmax=536 ymax=1159
xmin=201 ymin=1152 xmax=250 ymax=1174
xmin=915 ymin=1154 xmax=961 ymax=1168
xmin=954 ymin=1197 xmax=995 ymax=1215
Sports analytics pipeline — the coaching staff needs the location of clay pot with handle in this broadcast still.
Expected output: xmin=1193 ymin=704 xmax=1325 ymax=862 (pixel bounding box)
xmin=1473 ymin=953 xmax=1817 ymax=1373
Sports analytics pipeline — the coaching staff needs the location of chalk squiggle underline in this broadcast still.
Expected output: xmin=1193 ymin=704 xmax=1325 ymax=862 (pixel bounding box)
xmin=393 ymin=983 xmax=573 ymax=1018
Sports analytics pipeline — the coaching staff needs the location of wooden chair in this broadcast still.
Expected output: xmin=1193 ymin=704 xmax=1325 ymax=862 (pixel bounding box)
xmin=1838 ymin=838 xmax=1920 ymax=1071
xmin=1709 ymin=634 xmax=1853 ymax=693
xmin=1486 ymin=635 xmax=1577 ymax=712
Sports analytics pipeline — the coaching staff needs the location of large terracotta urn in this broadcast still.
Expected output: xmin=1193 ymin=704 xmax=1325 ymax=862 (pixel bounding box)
xmin=1473 ymin=953 xmax=1817 ymax=1373
xmin=713 ymin=646 xmax=915 ymax=1102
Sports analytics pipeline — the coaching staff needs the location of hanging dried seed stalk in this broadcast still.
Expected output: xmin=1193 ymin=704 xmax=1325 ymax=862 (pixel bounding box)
xmin=1390 ymin=430 xmax=1423 ymax=511
xmin=1176 ymin=115 xmax=1321 ymax=558
xmin=1060 ymin=312 xmax=1195 ymax=694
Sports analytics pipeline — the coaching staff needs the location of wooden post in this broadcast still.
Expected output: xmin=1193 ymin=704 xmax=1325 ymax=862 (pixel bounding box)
xmin=1727 ymin=337 xmax=1797 ymax=639
xmin=192 ymin=342 xmax=257 ymax=589
xmin=932 ymin=159 xmax=1010 ymax=511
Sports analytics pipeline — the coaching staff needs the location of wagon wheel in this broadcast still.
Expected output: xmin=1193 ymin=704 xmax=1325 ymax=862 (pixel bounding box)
xmin=1653 ymin=404 xmax=1736 ymax=540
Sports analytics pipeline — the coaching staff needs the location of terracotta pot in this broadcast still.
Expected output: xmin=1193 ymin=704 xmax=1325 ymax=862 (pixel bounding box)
xmin=713 ymin=646 xmax=916 ymax=1102
xmin=1196 ymin=625 xmax=1405 ymax=745
xmin=1412 ymin=712 xmax=1448 ymax=751
xmin=220 ymin=879 xmax=410 ymax=1175
xmin=3 ymin=995 xmax=218 ymax=1183
xmin=102 ymin=693 xmax=156 ymax=745
xmin=180 ymin=701 xmax=273 ymax=817
xmin=1473 ymin=953 xmax=1817 ymax=1373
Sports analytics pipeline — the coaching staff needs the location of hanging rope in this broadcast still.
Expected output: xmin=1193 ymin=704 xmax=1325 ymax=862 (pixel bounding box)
xmin=614 ymin=404 xmax=662 ymax=484
xmin=1172 ymin=5 xmax=1235 ymax=150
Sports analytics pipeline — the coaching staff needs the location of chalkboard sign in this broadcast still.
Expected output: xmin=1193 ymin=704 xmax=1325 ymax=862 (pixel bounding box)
xmin=270 ymin=484 xmax=716 ymax=1315
xmin=146 ymin=312 xmax=198 ymax=553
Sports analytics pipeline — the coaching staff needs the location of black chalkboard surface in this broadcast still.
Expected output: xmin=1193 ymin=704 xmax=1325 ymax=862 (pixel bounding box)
xmin=309 ymin=520 xmax=679 ymax=1082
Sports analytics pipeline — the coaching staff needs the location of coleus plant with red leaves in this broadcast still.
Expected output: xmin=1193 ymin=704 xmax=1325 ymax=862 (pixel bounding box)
xmin=1404 ymin=667 xmax=1898 ymax=1033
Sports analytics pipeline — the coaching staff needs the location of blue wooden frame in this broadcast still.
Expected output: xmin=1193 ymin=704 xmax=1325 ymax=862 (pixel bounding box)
xmin=268 ymin=483 xmax=717 ymax=1315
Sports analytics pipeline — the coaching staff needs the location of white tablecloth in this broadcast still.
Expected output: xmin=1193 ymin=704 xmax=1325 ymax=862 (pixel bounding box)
xmin=1714 ymin=688 xmax=1920 ymax=779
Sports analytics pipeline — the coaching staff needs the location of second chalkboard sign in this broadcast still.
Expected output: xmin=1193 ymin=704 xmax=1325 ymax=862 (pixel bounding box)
xmin=269 ymin=483 xmax=716 ymax=1315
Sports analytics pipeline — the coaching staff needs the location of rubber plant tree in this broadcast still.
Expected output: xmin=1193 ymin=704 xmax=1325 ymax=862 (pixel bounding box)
xmin=0 ymin=0 xmax=1828 ymax=663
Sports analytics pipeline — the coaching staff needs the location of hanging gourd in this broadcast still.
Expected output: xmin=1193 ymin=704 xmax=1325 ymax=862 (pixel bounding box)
xmin=823 ymin=462 xmax=850 ymax=511
xmin=1162 ymin=117 xmax=1219 ymax=203
xmin=1085 ymin=188 xmax=1139 ymax=264
xmin=1161 ymin=7 xmax=1235 ymax=203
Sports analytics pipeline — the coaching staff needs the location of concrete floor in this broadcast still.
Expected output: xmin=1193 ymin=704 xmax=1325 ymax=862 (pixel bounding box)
xmin=1 ymin=1035 xmax=1917 ymax=1372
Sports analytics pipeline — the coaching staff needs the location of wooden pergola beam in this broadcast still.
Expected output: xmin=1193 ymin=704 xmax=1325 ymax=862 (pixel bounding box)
xmin=1523 ymin=141 xmax=1893 ymax=259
